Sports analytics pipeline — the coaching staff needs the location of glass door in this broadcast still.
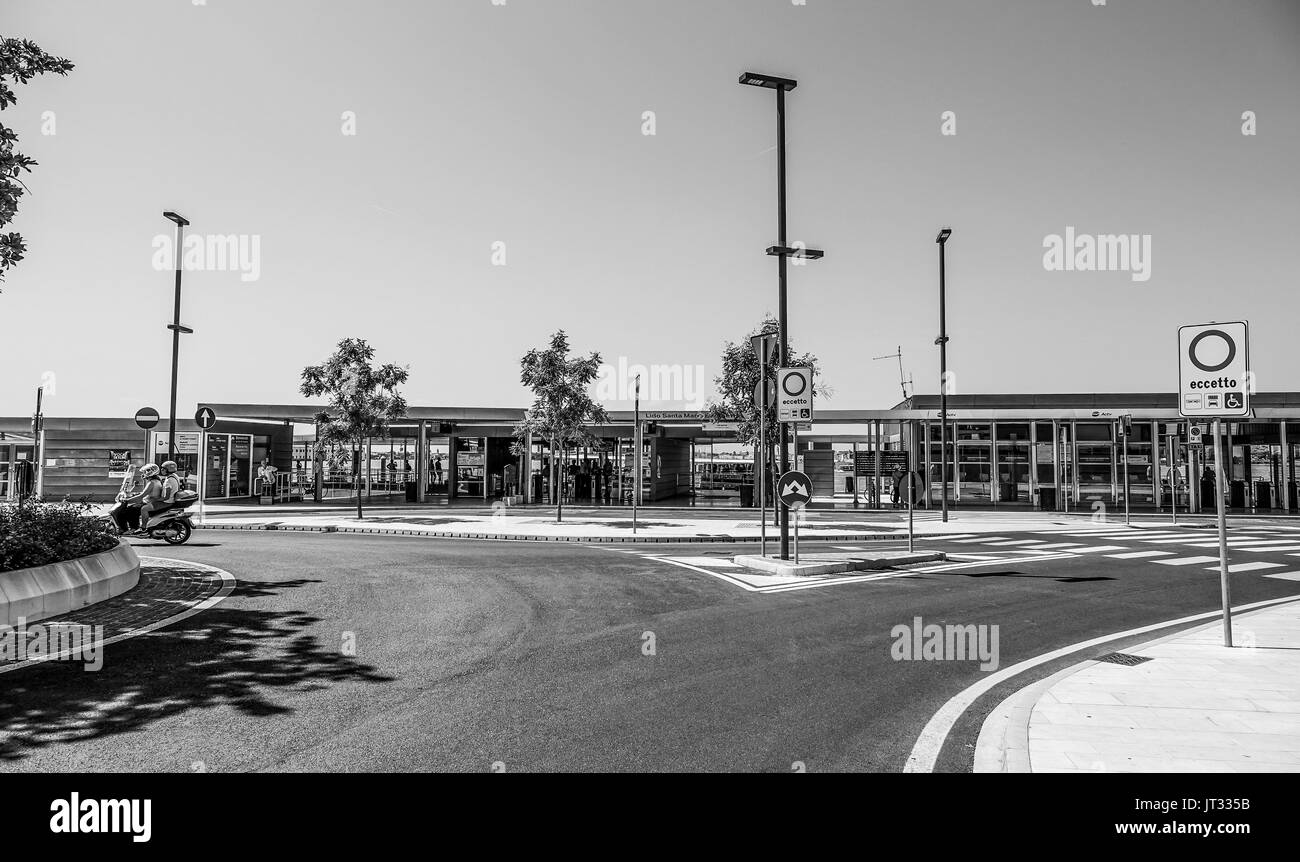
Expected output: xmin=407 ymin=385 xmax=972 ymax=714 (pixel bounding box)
xmin=205 ymin=434 xmax=229 ymax=500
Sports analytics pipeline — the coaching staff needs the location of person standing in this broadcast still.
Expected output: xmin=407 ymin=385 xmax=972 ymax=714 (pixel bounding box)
xmin=890 ymin=467 xmax=904 ymax=509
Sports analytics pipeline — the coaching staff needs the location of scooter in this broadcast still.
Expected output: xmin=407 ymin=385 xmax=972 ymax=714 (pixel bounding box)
xmin=109 ymin=492 xmax=198 ymax=545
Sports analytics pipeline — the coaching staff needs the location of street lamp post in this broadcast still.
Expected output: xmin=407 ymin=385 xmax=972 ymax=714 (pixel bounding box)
xmin=740 ymin=71 xmax=823 ymax=561
xmin=936 ymin=228 xmax=952 ymax=522
xmin=163 ymin=211 xmax=192 ymax=463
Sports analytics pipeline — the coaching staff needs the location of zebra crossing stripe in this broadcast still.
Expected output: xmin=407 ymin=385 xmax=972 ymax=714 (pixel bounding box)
xmin=985 ymin=539 xmax=1045 ymax=546
xmin=1241 ymin=544 xmax=1300 ymax=552
xmin=1156 ymin=556 xmax=1221 ymax=566
xmin=1062 ymin=545 xmax=1129 ymax=554
xmin=1207 ymin=561 xmax=1285 ymax=573
xmin=1033 ymin=543 xmax=1086 ymax=549
xmin=1106 ymin=550 xmax=1175 ymax=559
xmin=1265 ymin=572 xmax=1300 ymax=581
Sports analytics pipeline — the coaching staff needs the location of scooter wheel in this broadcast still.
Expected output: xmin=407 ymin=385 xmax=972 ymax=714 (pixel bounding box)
xmin=164 ymin=521 xmax=192 ymax=545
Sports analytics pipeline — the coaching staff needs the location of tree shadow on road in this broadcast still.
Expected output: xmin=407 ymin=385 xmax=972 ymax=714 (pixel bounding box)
xmin=0 ymin=577 xmax=393 ymax=763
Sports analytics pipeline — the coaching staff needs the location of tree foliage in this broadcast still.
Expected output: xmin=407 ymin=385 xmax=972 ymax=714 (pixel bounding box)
xmin=300 ymin=338 xmax=409 ymax=518
xmin=704 ymin=316 xmax=826 ymax=449
xmin=512 ymin=330 xmax=609 ymax=522
xmin=1 ymin=38 xmax=74 ymax=288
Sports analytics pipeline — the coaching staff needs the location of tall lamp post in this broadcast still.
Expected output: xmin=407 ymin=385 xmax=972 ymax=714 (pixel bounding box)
xmin=936 ymin=228 xmax=952 ymax=522
xmin=162 ymin=211 xmax=192 ymax=462
xmin=740 ymin=71 xmax=824 ymax=561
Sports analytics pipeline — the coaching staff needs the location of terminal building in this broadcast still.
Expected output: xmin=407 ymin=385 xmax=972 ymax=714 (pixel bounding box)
xmin=3 ymin=391 xmax=1297 ymax=514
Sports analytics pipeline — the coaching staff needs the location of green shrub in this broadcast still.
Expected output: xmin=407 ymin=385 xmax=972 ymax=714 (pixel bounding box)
xmin=0 ymin=499 xmax=120 ymax=573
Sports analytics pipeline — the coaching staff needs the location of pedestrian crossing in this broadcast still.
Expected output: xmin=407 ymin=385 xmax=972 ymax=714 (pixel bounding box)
xmin=939 ymin=524 xmax=1300 ymax=577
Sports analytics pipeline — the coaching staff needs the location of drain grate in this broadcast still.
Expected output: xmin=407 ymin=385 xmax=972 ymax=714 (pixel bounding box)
xmin=1095 ymin=651 xmax=1153 ymax=666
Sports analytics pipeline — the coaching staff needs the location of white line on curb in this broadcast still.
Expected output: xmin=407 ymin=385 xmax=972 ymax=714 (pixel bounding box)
xmin=903 ymin=593 xmax=1300 ymax=773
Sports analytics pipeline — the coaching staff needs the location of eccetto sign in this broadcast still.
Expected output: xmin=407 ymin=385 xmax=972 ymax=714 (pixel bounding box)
xmin=776 ymin=367 xmax=813 ymax=422
xmin=1178 ymin=321 xmax=1249 ymax=418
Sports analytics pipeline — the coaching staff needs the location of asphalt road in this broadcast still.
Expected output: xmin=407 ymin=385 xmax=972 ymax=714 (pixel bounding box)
xmin=3 ymin=526 xmax=1299 ymax=772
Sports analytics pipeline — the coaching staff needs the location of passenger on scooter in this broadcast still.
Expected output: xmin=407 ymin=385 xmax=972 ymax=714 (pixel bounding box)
xmin=124 ymin=463 xmax=161 ymax=534
xmin=138 ymin=461 xmax=182 ymax=531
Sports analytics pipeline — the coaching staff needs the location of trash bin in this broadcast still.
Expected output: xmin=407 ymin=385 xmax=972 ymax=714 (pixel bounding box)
xmin=739 ymin=484 xmax=755 ymax=507
xmin=1038 ymin=487 xmax=1056 ymax=511
xmin=405 ymin=481 xmax=417 ymax=502
xmin=1255 ymin=481 xmax=1272 ymax=509
xmin=1230 ymin=480 xmax=1246 ymax=508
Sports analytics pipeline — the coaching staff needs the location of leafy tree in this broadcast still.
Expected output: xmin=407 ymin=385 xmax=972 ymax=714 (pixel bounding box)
xmin=512 ymin=330 xmax=609 ymax=523
xmin=300 ymin=338 xmax=408 ymax=520
xmin=703 ymin=316 xmax=826 ymax=496
xmin=1 ymin=38 xmax=74 ymax=288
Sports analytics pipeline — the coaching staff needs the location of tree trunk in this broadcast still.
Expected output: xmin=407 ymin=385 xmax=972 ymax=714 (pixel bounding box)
xmin=554 ymin=438 xmax=563 ymax=524
xmin=355 ymin=440 xmax=363 ymax=520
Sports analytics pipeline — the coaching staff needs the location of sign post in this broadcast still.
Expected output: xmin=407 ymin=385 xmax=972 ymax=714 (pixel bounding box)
xmin=777 ymin=470 xmax=812 ymax=565
xmin=1120 ymin=415 xmax=1132 ymax=526
xmin=776 ymin=367 xmax=813 ymax=561
xmin=1179 ymin=321 xmax=1250 ymax=648
xmin=194 ymin=407 xmax=217 ymax=524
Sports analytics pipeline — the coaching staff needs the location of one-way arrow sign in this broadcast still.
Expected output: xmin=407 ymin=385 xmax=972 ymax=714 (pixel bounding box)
xmin=194 ymin=407 xmax=217 ymax=430
xmin=777 ymin=470 xmax=813 ymax=510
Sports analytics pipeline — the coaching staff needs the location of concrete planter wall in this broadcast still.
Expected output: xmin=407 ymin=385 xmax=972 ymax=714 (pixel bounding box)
xmin=0 ymin=541 xmax=141 ymax=627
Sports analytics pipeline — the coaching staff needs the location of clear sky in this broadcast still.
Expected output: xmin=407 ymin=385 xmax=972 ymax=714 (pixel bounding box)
xmin=3 ymin=0 xmax=1298 ymax=420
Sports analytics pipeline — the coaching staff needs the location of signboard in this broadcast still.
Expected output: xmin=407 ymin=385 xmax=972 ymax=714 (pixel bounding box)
xmin=194 ymin=407 xmax=217 ymax=430
xmin=153 ymin=432 xmax=201 ymax=455
xmin=753 ymin=379 xmax=776 ymax=410
xmin=108 ymin=450 xmax=131 ymax=478
xmin=1178 ymin=321 xmax=1250 ymax=418
xmin=134 ymin=407 xmax=160 ymax=430
xmin=1189 ymin=424 xmax=1204 ymax=444
xmin=701 ymin=422 xmax=741 ymax=432
xmin=777 ymin=470 xmax=812 ymax=510
xmin=854 ymin=450 xmax=909 ymax=475
xmin=776 ymin=368 xmax=813 ymax=422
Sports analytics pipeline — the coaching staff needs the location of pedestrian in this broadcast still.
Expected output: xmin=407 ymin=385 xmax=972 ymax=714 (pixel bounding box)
xmin=890 ymin=467 xmax=904 ymax=509
xmin=433 ymin=455 xmax=443 ymax=485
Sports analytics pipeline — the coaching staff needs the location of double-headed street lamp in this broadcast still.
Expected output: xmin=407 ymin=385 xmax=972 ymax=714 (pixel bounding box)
xmin=163 ymin=211 xmax=192 ymax=462
xmin=740 ymin=71 xmax=824 ymax=561
xmin=935 ymin=227 xmax=952 ymax=522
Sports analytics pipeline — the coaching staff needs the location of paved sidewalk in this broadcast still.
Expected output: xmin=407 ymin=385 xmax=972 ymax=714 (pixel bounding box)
xmin=172 ymin=504 xmax=1202 ymax=543
xmin=977 ymin=598 xmax=1300 ymax=773
xmin=0 ymin=557 xmax=234 ymax=673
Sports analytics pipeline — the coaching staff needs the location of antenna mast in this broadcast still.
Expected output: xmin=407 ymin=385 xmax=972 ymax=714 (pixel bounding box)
xmin=873 ymin=346 xmax=913 ymax=401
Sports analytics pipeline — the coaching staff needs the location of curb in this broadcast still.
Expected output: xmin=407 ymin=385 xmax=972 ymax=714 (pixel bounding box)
xmin=194 ymin=523 xmax=953 ymax=544
xmin=972 ymin=595 xmax=1300 ymax=773
xmin=733 ymin=551 xmax=946 ymax=577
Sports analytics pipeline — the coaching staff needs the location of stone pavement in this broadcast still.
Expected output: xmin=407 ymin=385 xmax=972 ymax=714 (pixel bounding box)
xmin=0 ymin=557 xmax=234 ymax=672
xmin=977 ymin=597 xmax=1300 ymax=773
xmin=170 ymin=503 xmax=1171 ymax=543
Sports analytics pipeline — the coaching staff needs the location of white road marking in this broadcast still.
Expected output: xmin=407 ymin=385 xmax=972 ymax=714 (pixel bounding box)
xmin=950 ymin=537 xmax=1009 ymax=544
xmin=1106 ymin=550 xmax=1174 ymax=559
xmin=1156 ymin=555 xmax=1222 ymax=566
xmin=1061 ymin=545 xmax=1129 ymax=554
xmin=1206 ymin=561 xmax=1285 ymax=573
xmin=1242 ymin=544 xmax=1300 ymax=552
xmin=904 ymin=594 xmax=1300 ymax=773
xmin=985 ymin=539 xmax=1045 ymax=546
xmin=1031 ymin=542 xmax=1086 ymax=550
xmin=1265 ymin=572 xmax=1300 ymax=581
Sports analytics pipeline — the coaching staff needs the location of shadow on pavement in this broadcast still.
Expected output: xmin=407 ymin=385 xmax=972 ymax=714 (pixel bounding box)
xmin=0 ymin=578 xmax=393 ymax=763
